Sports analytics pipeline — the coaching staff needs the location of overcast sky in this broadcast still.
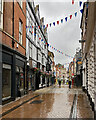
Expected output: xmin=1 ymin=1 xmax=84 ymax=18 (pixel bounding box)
xmin=34 ymin=0 xmax=86 ymax=68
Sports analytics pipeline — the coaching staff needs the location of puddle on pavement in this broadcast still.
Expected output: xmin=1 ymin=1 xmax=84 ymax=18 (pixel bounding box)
xmin=30 ymin=100 xmax=44 ymax=104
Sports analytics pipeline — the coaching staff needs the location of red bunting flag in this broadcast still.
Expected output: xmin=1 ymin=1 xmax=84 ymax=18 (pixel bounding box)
xmin=72 ymin=0 xmax=74 ymax=4
xmin=70 ymin=15 xmax=72 ymax=19
xmin=47 ymin=24 xmax=48 ymax=28
xmin=57 ymin=21 xmax=59 ymax=25
xmin=32 ymin=31 xmax=33 ymax=34
xmin=46 ymin=43 xmax=47 ymax=45
xmin=52 ymin=47 xmax=53 ymax=49
xmin=32 ymin=26 xmax=33 ymax=28
xmin=39 ymin=38 xmax=41 ymax=40
xmin=38 ymin=26 xmax=40 ymax=29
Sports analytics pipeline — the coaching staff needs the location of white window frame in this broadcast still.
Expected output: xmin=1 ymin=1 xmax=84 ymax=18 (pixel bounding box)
xmin=0 ymin=0 xmax=3 ymax=29
xmin=29 ymin=42 xmax=32 ymax=58
xmin=19 ymin=19 xmax=23 ymax=45
xmin=19 ymin=0 xmax=22 ymax=9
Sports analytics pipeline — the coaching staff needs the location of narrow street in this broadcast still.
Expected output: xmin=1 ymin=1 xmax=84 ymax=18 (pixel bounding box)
xmin=1 ymin=85 xmax=94 ymax=119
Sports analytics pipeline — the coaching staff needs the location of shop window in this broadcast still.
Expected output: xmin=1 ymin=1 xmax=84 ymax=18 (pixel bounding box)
xmin=20 ymin=67 xmax=24 ymax=91
xmin=28 ymin=74 xmax=32 ymax=90
xmin=2 ymin=64 xmax=11 ymax=99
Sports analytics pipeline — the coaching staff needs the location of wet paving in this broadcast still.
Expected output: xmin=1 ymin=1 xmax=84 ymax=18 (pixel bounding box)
xmin=1 ymin=85 xmax=94 ymax=119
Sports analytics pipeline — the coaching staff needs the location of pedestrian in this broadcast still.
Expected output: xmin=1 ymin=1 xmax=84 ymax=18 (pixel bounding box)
xmin=58 ymin=77 xmax=61 ymax=87
xmin=69 ymin=78 xmax=72 ymax=89
xmin=63 ymin=79 xmax=65 ymax=85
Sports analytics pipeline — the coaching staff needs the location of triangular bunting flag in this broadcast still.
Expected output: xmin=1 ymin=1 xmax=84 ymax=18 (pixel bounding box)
xmin=47 ymin=24 xmax=48 ymax=28
xmin=70 ymin=15 xmax=72 ymax=19
xmin=79 ymin=1 xmax=82 ymax=7
xmin=61 ymin=19 xmax=63 ymax=23
xmin=50 ymin=23 xmax=51 ymax=27
xmin=80 ymin=9 xmax=83 ymax=13
xmin=75 ymin=12 xmax=77 ymax=17
xmin=57 ymin=21 xmax=59 ymax=25
xmin=72 ymin=0 xmax=74 ymax=4
xmin=43 ymin=25 xmax=45 ymax=28
xmin=53 ymin=22 xmax=55 ymax=26
xmin=65 ymin=17 xmax=67 ymax=22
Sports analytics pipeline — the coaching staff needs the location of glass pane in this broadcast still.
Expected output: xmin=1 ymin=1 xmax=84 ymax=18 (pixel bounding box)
xmin=21 ymin=34 xmax=22 ymax=44
xmin=19 ymin=33 xmax=20 ymax=42
xmin=20 ymin=73 xmax=24 ymax=90
xmin=2 ymin=67 xmax=11 ymax=98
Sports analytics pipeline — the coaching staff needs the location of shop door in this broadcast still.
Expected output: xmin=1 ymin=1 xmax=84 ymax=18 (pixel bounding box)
xmin=16 ymin=73 xmax=21 ymax=97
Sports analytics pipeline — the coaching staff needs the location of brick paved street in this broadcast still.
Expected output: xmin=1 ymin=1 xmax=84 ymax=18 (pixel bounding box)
xmin=1 ymin=85 xmax=94 ymax=119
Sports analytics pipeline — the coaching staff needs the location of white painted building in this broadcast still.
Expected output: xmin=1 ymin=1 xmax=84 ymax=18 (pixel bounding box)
xmin=26 ymin=1 xmax=48 ymax=90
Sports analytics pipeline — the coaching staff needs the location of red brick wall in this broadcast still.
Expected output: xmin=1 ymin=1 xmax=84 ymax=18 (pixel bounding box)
xmin=3 ymin=2 xmax=13 ymax=48
xmin=2 ymin=2 xmax=26 ymax=56
xmin=14 ymin=2 xmax=26 ymax=55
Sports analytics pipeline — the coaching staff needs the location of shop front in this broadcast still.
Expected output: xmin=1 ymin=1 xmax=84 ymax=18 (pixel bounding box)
xmin=16 ymin=65 xmax=25 ymax=97
xmin=27 ymin=67 xmax=35 ymax=91
xmin=2 ymin=45 xmax=26 ymax=104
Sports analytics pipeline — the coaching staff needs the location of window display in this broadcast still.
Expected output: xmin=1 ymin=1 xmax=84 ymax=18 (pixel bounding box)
xmin=2 ymin=64 xmax=11 ymax=99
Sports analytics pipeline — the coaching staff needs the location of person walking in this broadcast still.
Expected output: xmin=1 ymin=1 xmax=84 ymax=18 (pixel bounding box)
xmin=58 ymin=77 xmax=61 ymax=87
xmin=69 ymin=78 xmax=72 ymax=89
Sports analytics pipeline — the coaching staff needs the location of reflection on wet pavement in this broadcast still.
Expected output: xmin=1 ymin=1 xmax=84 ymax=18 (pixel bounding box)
xmin=1 ymin=85 xmax=94 ymax=119
xmin=77 ymin=93 xmax=94 ymax=118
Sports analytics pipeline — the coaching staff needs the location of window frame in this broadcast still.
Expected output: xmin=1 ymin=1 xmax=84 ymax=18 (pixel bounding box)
xmin=19 ymin=19 xmax=23 ymax=45
xmin=0 ymin=0 xmax=3 ymax=29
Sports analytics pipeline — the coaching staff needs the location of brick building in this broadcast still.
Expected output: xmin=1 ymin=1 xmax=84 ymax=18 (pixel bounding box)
xmin=0 ymin=1 xmax=26 ymax=104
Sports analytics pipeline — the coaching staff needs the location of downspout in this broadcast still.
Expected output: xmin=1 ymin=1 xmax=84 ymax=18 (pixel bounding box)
xmin=12 ymin=0 xmax=15 ymax=47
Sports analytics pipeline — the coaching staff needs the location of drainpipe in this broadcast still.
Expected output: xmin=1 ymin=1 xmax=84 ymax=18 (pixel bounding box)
xmin=11 ymin=0 xmax=16 ymax=100
xmin=12 ymin=0 xmax=15 ymax=47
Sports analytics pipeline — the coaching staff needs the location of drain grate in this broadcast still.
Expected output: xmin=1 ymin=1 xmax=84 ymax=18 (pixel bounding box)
xmin=30 ymin=100 xmax=43 ymax=104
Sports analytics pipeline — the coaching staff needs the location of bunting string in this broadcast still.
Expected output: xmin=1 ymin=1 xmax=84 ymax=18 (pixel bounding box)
xmin=26 ymin=2 xmax=85 ymax=58
xmin=26 ymin=8 xmax=83 ymax=30
xmin=25 ymin=8 xmax=84 ymax=58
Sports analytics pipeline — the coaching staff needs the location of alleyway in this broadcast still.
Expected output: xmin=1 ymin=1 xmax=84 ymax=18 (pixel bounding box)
xmin=1 ymin=85 xmax=94 ymax=119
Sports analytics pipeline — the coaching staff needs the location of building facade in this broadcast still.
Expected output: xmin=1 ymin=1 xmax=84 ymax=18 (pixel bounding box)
xmin=80 ymin=2 xmax=96 ymax=118
xmin=26 ymin=2 xmax=48 ymax=91
xmin=1 ymin=1 xmax=26 ymax=104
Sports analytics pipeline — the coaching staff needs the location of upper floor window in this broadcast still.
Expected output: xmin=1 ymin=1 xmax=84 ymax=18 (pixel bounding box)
xmin=19 ymin=0 xmax=22 ymax=8
xmin=19 ymin=19 xmax=23 ymax=45
xmin=44 ymin=45 xmax=46 ymax=49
